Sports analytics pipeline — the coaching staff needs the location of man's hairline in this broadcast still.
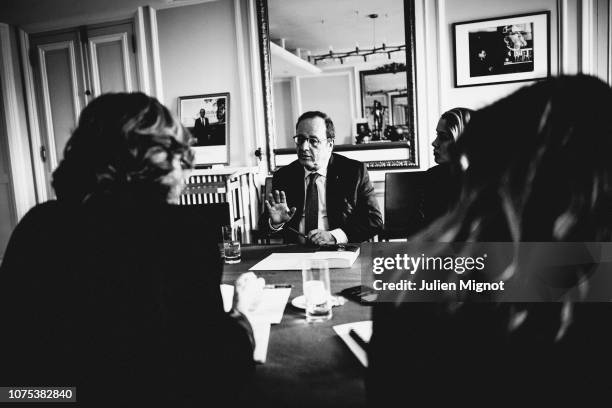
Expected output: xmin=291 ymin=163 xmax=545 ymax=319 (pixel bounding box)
xmin=295 ymin=117 xmax=335 ymax=142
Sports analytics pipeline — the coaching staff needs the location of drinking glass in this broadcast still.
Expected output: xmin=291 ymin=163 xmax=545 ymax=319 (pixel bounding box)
xmin=221 ymin=225 xmax=241 ymax=264
xmin=302 ymin=259 xmax=332 ymax=322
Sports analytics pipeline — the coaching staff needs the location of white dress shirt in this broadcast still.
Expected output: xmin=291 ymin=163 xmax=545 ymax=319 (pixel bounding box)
xmin=270 ymin=165 xmax=348 ymax=244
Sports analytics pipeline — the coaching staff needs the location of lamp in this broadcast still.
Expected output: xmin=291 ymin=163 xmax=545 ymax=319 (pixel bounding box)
xmin=307 ymin=13 xmax=405 ymax=65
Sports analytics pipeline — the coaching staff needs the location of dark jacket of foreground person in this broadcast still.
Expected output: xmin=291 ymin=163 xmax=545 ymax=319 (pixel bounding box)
xmin=0 ymin=92 xmax=254 ymax=407
xmin=368 ymin=75 xmax=612 ymax=406
xmin=0 ymin=199 xmax=254 ymax=407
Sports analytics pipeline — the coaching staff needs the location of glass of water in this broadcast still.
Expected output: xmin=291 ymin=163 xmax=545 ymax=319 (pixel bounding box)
xmin=302 ymin=259 xmax=332 ymax=322
xmin=221 ymin=225 xmax=241 ymax=264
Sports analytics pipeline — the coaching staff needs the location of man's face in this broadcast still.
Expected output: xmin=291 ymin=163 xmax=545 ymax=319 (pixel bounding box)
xmin=199 ymin=109 xmax=205 ymax=118
xmin=295 ymin=117 xmax=333 ymax=171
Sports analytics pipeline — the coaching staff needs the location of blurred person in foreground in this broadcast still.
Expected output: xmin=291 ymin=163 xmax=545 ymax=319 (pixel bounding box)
xmin=368 ymin=75 xmax=612 ymax=406
xmin=0 ymin=93 xmax=263 ymax=407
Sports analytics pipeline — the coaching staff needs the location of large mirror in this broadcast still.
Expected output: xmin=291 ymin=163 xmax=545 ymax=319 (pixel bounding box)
xmin=256 ymin=0 xmax=417 ymax=170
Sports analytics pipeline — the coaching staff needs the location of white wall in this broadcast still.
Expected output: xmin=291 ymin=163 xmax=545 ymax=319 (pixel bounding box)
xmin=299 ymin=72 xmax=355 ymax=145
xmin=413 ymin=0 xmax=608 ymax=170
xmin=157 ymin=0 xmax=250 ymax=166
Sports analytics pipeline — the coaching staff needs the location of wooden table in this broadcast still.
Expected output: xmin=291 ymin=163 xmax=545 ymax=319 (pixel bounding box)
xmin=223 ymin=244 xmax=369 ymax=407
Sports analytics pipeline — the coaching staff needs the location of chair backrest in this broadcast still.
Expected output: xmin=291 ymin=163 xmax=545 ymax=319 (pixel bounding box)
xmin=260 ymin=176 xmax=273 ymax=212
xmin=384 ymin=171 xmax=426 ymax=239
xmin=182 ymin=202 xmax=231 ymax=242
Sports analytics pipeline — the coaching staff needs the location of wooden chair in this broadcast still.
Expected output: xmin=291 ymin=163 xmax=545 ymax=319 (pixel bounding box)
xmin=252 ymin=176 xmax=274 ymax=244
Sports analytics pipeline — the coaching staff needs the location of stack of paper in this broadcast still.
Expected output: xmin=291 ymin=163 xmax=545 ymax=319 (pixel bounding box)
xmin=249 ymin=247 xmax=360 ymax=271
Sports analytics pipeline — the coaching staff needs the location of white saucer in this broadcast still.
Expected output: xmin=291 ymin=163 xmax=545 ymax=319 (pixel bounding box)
xmin=291 ymin=295 xmax=346 ymax=310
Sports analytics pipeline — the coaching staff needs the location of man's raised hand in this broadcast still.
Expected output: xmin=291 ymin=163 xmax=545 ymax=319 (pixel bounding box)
xmin=265 ymin=190 xmax=297 ymax=227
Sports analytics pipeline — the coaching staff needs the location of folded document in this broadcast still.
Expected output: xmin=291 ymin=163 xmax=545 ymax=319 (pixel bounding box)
xmin=249 ymin=247 xmax=360 ymax=271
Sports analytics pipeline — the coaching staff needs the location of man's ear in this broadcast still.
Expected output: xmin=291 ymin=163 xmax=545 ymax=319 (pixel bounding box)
xmin=328 ymin=138 xmax=335 ymax=149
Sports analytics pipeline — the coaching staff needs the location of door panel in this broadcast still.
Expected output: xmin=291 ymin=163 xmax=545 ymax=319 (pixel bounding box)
xmin=88 ymin=22 xmax=138 ymax=96
xmin=30 ymin=31 xmax=86 ymax=196
xmin=41 ymin=43 xmax=81 ymax=166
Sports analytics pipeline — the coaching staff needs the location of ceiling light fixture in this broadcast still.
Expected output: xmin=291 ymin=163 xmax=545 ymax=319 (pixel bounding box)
xmin=308 ymin=13 xmax=406 ymax=65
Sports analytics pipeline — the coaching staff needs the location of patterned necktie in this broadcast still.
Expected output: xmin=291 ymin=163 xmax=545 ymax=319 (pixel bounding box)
xmin=304 ymin=173 xmax=320 ymax=234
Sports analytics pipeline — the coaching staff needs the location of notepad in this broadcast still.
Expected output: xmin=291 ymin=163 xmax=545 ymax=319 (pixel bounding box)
xmin=333 ymin=320 xmax=373 ymax=367
xmin=220 ymin=284 xmax=290 ymax=324
xmin=220 ymin=284 xmax=290 ymax=363
xmin=249 ymin=247 xmax=360 ymax=271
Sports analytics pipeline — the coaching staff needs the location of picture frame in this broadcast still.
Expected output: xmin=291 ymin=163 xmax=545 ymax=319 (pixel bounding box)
xmin=353 ymin=118 xmax=371 ymax=144
xmin=452 ymin=12 xmax=550 ymax=88
xmin=178 ymin=92 xmax=230 ymax=166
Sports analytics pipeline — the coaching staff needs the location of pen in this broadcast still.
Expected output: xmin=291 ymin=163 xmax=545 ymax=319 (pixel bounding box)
xmin=286 ymin=226 xmax=308 ymax=239
xmin=264 ymin=284 xmax=293 ymax=289
xmin=349 ymin=328 xmax=368 ymax=351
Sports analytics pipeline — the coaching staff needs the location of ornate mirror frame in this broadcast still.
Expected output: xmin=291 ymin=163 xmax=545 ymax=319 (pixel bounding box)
xmin=255 ymin=0 xmax=418 ymax=172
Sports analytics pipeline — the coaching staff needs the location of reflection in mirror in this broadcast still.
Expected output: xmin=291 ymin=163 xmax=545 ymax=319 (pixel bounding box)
xmin=360 ymin=63 xmax=409 ymax=141
xmin=257 ymin=0 xmax=417 ymax=169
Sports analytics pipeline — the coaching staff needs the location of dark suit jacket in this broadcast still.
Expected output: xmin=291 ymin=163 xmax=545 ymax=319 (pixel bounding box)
xmin=260 ymin=153 xmax=382 ymax=243
xmin=0 ymin=197 xmax=254 ymax=407
xmin=193 ymin=116 xmax=210 ymax=145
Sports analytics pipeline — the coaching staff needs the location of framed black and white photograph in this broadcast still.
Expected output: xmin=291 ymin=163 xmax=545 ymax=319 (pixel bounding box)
xmin=178 ymin=92 xmax=230 ymax=166
xmin=453 ymin=12 xmax=550 ymax=87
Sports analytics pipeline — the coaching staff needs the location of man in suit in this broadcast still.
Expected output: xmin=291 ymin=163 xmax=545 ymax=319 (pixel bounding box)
xmin=262 ymin=111 xmax=382 ymax=245
xmin=193 ymin=108 xmax=210 ymax=145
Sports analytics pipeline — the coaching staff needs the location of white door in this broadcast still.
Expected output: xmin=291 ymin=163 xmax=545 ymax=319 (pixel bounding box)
xmin=29 ymin=21 xmax=140 ymax=199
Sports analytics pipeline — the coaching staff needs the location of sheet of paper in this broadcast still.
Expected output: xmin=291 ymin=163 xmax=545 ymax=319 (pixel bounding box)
xmin=249 ymin=253 xmax=313 ymax=270
xmin=252 ymin=321 xmax=270 ymax=363
xmin=253 ymin=287 xmax=291 ymax=324
xmin=332 ymin=320 xmax=373 ymax=367
xmin=249 ymin=251 xmax=358 ymax=270
xmin=220 ymin=284 xmax=280 ymax=363
xmin=220 ymin=284 xmax=290 ymax=324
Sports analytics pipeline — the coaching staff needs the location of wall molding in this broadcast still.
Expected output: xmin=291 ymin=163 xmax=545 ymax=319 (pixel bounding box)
xmin=234 ymin=0 xmax=255 ymax=166
xmin=608 ymin=0 xmax=612 ymax=84
xmin=149 ymin=7 xmax=164 ymax=101
xmin=581 ymin=0 xmax=596 ymax=75
xmin=249 ymin=0 xmax=270 ymax=176
xmin=413 ymin=0 xmax=440 ymax=170
xmin=0 ymin=24 xmax=36 ymax=220
xmin=134 ymin=7 xmax=151 ymax=94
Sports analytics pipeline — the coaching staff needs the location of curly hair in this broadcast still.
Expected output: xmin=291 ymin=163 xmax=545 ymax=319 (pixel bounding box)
xmin=52 ymin=93 xmax=194 ymax=204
